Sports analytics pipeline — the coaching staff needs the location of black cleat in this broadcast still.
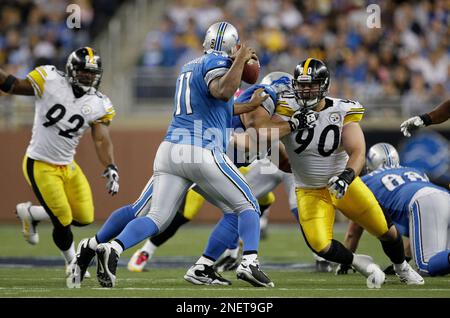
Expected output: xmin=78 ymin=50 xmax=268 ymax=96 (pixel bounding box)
xmin=184 ymin=264 xmax=232 ymax=285
xmin=96 ymin=243 xmax=119 ymax=288
xmin=236 ymin=258 xmax=274 ymax=288
xmin=66 ymin=238 xmax=96 ymax=288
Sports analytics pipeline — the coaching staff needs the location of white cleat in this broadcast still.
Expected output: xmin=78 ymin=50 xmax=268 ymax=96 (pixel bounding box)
xmin=366 ymin=264 xmax=386 ymax=289
xmin=395 ymin=261 xmax=425 ymax=285
xmin=16 ymin=202 xmax=39 ymax=245
xmin=128 ymin=250 xmax=150 ymax=273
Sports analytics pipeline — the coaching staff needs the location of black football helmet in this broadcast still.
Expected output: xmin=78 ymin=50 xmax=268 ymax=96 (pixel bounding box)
xmin=292 ymin=58 xmax=330 ymax=110
xmin=66 ymin=47 xmax=102 ymax=92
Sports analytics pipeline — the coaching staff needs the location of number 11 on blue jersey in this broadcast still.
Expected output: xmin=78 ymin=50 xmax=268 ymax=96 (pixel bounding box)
xmin=175 ymin=71 xmax=193 ymax=116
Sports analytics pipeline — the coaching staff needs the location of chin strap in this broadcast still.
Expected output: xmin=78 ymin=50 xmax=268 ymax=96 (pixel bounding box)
xmin=71 ymin=84 xmax=87 ymax=98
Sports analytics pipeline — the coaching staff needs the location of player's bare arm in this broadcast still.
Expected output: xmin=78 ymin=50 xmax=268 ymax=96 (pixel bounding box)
xmin=0 ymin=68 xmax=35 ymax=96
xmin=233 ymin=88 xmax=268 ymax=115
xmin=400 ymin=99 xmax=450 ymax=137
xmin=242 ymin=107 xmax=292 ymax=142
xmin=341 ymin=122 xmax=366 ymax=176
xmin=91 ymin=122 xmax=119 ymax=195
xmin=209 ymin=44 xmax=255 ymax=101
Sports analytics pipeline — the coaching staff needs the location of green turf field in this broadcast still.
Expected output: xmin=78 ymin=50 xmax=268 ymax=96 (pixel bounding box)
xmin=0 ymin=223 xmax=449 ymax=297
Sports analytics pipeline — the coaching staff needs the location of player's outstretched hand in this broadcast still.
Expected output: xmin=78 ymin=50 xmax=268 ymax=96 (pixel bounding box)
xmin=103 ymin=164 xmax=119 ymax=196
xmin=288 ymin=109 xmax=318 ymax=132
xmin=248 ymin=88 xmax=269 ymax=108
xmin=400 ymin=116 xmax=425 ymax=137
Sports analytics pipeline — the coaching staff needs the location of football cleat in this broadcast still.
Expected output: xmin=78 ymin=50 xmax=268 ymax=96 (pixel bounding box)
xmin=184 ymin=264 xmax=231 ymax=286
xmin=236 ymin=257 xmax=274 ymax=288
xmin=96 ymin=243 xmax=119 ymax=288
xmin=128 ymin=250 xmax=150 ymax=273
xmin=395 ymin=261 xmax=424 ymax=285
xmin=16 ymin=202 xmax=39 ymax=245
xmin=66 ymin=238 xmax=95 ymax=288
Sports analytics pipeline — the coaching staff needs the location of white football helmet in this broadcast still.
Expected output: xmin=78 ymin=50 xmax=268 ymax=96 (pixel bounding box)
xmin=260 ymin=71 xmax=293 ymax=85
xmin=203 ymin=22 xmax=240 ymax=56
xmin=366 ymin=143 xmax=400 ymax=172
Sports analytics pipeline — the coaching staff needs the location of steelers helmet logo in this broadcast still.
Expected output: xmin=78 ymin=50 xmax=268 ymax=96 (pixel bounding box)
xmin=81 ymin=105 xmax=92 ymax=115
xmin=329 ymin=112 xmax=341 ymax=124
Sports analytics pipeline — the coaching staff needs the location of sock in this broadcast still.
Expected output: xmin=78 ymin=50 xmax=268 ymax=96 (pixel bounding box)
xmin=427 ymin=250 xmax=450 ymax=276
xmin=141 ymin=239 xmax=158 ymax=257
xmin=88 ymin=236 xmax=99 ymax=250
xmin=228 ymin=245 xmax=240 ymax=258
xmin=150 ymin=212 xmax=190 ymax=246
xmin=197 ymin=255 xmax=214 ymax=266
xmin=241 ymin=252 xmax=257 ymax=264
xmin=29 ymin=205 xmax=49 ymax=221
xmin=380 ymin=232 xmax=405 ymax=265
xmin=238 ymin=210 xmax=260 ymax=253
xmin=61 ymin=241 xmax=76 ymax=264
xmin=110 ymin=240 xmax=124 ymax=255
xmin=115 ymin=216 xmax=159 ymax=250
xmin=52 ymin=225 xmax=73 ymax=251
xmin=203 ymin=213 xmax=239 ymax=260
xmin=319 ymin=239 xmax=354 ymax=265
xmin=96 ymin=205 xmax=136 ymax=243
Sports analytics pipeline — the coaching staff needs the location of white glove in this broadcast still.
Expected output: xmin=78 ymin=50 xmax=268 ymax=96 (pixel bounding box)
xmin=288 ymin=109 xmax=318 ymax=131
xmin=327 ymin=168 xmax=355 ymax=199
xmin=400 ymin=116 xmax=425 ymax=137
xmin=103 ymin=164 xmax=119 ymax=196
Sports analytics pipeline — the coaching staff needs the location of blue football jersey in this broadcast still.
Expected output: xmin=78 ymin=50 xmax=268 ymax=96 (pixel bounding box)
xmin=165 ymin=52 xmax=233 ymax=151
xmin=362 ymin=166 xmax=445 ymax=236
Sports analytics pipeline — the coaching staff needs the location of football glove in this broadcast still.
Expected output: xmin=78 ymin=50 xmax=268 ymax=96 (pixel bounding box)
xmin=335 ymin=263 xmax=356 ymax=275
xmin=327 ymin=168 xmax=356 ymax=199
xmin=103 ymin=164 xmax=119 ymax=196
xmin=288 ymin=109 xmax=318 ymax=132
xmin=400 ymin=114 xmax=432 ymax=137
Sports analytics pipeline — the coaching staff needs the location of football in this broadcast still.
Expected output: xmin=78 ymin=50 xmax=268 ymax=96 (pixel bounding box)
xmin=242 ymin=57 xmax=260 ymax=84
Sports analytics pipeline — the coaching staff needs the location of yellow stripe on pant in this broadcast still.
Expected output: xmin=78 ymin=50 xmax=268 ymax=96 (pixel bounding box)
xmin=22 ymin=155 xmax=94 ymax=226
xmin=296 ymin=177 xmax=389 ymax=253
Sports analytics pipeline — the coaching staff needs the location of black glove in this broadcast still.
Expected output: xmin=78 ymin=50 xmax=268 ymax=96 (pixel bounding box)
xmin=102 ymin=164 xmax=119 ymax=196
xmin=288 ymin=109 xmax=318 ymax=132
xmin=335 ymin=263 xmax=356 ymax=275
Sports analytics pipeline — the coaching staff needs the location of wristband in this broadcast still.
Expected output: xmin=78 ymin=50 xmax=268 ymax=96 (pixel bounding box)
xmin=0 ymin=75 xmax=17 ymax=92
xmin=419 ymin=113 xmax=432 ymax=126
xmin=339 ymin=167 xmax=356 ymax=184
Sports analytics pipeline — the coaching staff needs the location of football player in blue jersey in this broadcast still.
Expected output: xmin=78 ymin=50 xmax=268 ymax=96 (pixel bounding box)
xmin=126 ymin=72 xmax=309 ymax=275
xmin=338 ymin=143 xmax=450 ymax=277
xmin=67 ymin=22 xmax=309 ymax=289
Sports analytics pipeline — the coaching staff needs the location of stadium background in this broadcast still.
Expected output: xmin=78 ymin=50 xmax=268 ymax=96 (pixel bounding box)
xmin=0 ymin=0 xmax=448 ymax=224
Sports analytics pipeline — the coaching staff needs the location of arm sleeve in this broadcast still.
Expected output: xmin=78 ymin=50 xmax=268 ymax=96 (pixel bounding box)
xmin=260 ymin=87 xmax=278 ymax=115
xmin=95 ymin=96 xmax=116 ymax=125
xmin=344 ymin=101 xmax=365 ymax=124
xmin=203 ymin=55 xmax=232 ymax=88
xmin=26 ymin=65 xmax=54 ymax=98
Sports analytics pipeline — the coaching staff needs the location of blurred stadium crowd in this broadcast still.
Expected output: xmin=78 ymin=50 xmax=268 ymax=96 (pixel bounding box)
xmin=0 ymin=0 xmax=123 ymax=78
xmin=0 ymin=0 xmax=448 ymax=118
xmin=140 ymin=0 xmax=449 ymax=116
